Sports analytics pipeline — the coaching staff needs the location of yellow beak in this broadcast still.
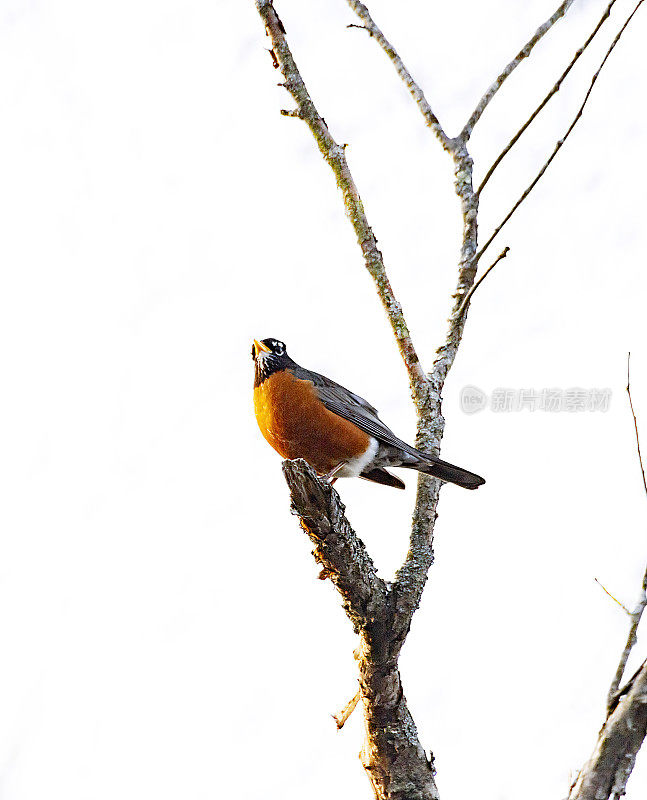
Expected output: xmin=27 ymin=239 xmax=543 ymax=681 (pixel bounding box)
xmin=253 ymin=339 xmax=271 ymax=357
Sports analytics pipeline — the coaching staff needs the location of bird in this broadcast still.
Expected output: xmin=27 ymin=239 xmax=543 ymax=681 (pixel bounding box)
xmin=252 ymin=338 xmax=485 ymax=490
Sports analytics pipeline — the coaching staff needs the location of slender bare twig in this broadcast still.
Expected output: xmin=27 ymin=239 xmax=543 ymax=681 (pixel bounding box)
xmin=256 ymin=0 xmax=429 ymax=406
xmin=603 ymin=354 xmax=647 ymax=709
xmin=474 ymin=0 xmax=646 ymax=267
xmin=477 ymin=0 xmax=619 ymax=196
xmin=460 ymin=0 xmax=576 ymax=142
xmin=345 ymin=1 xmax=453 ymax=152
xmin=627 ymin=352 xmax=647 ymax=497
xmin=594 ymin=577 xmax=631 ymax=615
xmin=456 ymin=246 xmax=510 ymax=317
xmin=332 ymin=688 xmax=360 ymax=729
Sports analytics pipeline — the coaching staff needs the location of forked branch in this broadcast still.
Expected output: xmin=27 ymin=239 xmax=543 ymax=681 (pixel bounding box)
xmin=346 ymin=0 xmax=453 ymax=152
xmin=282 ymin=459 xmax=440 ymax=800
xmin=256 ymin=0 xmax=429 ymax=406
xmin=254 ymin=3 xmax=647 ymax=799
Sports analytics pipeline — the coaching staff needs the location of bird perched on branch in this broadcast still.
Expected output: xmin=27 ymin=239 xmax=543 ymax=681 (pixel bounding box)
xmin=252 ymin=338 xmax=484 ymax=490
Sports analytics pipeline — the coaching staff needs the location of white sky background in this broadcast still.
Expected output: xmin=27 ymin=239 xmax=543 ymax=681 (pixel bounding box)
xmin=0 ymin=0 xmax=646 ymax=798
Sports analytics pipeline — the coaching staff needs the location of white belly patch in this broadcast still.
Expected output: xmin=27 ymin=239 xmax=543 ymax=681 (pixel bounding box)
xmin=335 ymin=437 xmax=379 ymax=479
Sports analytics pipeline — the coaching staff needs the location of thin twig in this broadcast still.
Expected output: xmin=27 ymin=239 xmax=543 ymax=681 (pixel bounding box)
xmin=456 ymin=247 xmax=509 ymax=317
xmin=477 ymin=0 xmax=619 ymax=196
xmin=256 ymin=0 xmax=429 ymax=404
xmin=604 ymin=353 xmax=647 ymax=711
xmin=474 ymin=0 xmax=646 ymax=268
xmin=332 ymin=689 xmax=360 ymax=730
xmin=627 ymin=352 xmax=647 ymax=497
xmin=460 ymin=0 xmax=576 ymax=142
xmin=594 ymin=577 xmax=631 ymax=615
xmin=346 ymin=0 xmax=453 ymax=152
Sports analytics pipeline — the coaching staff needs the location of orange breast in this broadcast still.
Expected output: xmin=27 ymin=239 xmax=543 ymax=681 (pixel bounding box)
xmin=253 ymin=370 xmax=371 ymax=475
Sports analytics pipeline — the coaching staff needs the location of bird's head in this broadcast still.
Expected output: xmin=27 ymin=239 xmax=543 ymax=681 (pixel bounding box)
xmin=251 ymin=338 xmax=291 ymax=387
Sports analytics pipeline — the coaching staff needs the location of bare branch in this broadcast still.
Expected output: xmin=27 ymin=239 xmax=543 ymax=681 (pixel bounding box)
xmin=282 ymin=459 xmax=440 ymax=800
xmin=282 ymin=459 xmax=386 ymax=633
xmin=460 ymin=0 xmax=576 ymax=142
xmin=570 ymin=354 xmax=647 ymax=795
xmin=474 ymin=0 xmax=646 ymax=267
xmin=393 ymin=142 xmax=481 ymax=620
xmin=627 ymin=352 xmax=647 ymax=498
xmin=429 ymin=143 xmax=480 ymax=395
xmin=342 ymin=3 xmax=483 ymax=401
xmin=477 ymin=0 xmax=619 ymax=195
xmin=346 ymin=0 xmax=453 ymax=152
xmin=606 ymin=569 xmax=647 ymax=712
xmin=256 ymin=0 xmax=430 ymax=405
xmin=332 ymin=688 xmax=360 ymax=729
xmin=456 ymin=246 xmax=510 ymax=318
xmin=255 ymin=2 xmax=647 ymax=797
xmin=595 ymin=577 xmax=631 ymax=615
xmin=569 ymin=661 xmax=647 ymax=800
xmin=602 ymin=356 xmax=647 ymax=709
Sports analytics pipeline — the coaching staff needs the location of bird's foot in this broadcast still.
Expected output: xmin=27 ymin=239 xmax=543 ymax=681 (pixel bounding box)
xmin=321 ymin=462 xmax=347 ymax=484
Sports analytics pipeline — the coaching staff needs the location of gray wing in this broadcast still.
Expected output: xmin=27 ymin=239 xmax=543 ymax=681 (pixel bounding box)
xmin=289 ymin=365 xmax=418 ymax=456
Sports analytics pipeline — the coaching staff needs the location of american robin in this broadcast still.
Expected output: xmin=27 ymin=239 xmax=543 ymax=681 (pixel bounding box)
xmin=252 ymin=338 xmax=485 ymax=490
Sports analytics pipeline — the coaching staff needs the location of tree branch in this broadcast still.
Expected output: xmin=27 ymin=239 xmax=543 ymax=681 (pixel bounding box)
xmin=606 ymin=568 xmax=647 ymax=712
xmin=345 ymin=0 xmax=453 ymax=152
xmin=343 ymin=2 xmax=483 ymax=409
xmin=342 ymin=3 xmax=486 ymax=618
xmin=282 ymin=459 xmax=386 ymax=633
xmin=474 ymin=0 xmax=646 ymax=267
xmin=595 ymin=577 xmax=631 ymax=615
xmin=627 ymin=352 xmax=647 ymax=499
xmin=603 ymin=355 xmax=647 ymax=709
xmin=256 ymin=3 xmax=647 ymax=798
xmin=568 ymin=353 xmax=647 ymax=797
xmin=256 ymin=0 xmax=430 ymax=406
xmin=282 ymin=459 xmax=440 ymax=800
xmin=569 ymin=661 xmax=647 ymax=800
xmin=456 ymin=246 xmax=510 ymax=318
xmin=460 ymin=0 xmax=576 ymax=142
xmin=477 ymin=0 xmax=619 ymax=196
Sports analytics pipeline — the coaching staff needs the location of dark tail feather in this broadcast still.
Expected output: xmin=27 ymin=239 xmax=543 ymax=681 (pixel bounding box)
xmin=403 ymin=456 xmax=485 ymax=490
xmin=360 ymin=467 xmax=406 ymax=490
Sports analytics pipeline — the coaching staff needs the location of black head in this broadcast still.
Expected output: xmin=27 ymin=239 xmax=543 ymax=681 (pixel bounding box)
xmin=251 ymin=338 xmax=287 ymax=360
xmin=251 ymin=338 xmax=293 ymax=387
